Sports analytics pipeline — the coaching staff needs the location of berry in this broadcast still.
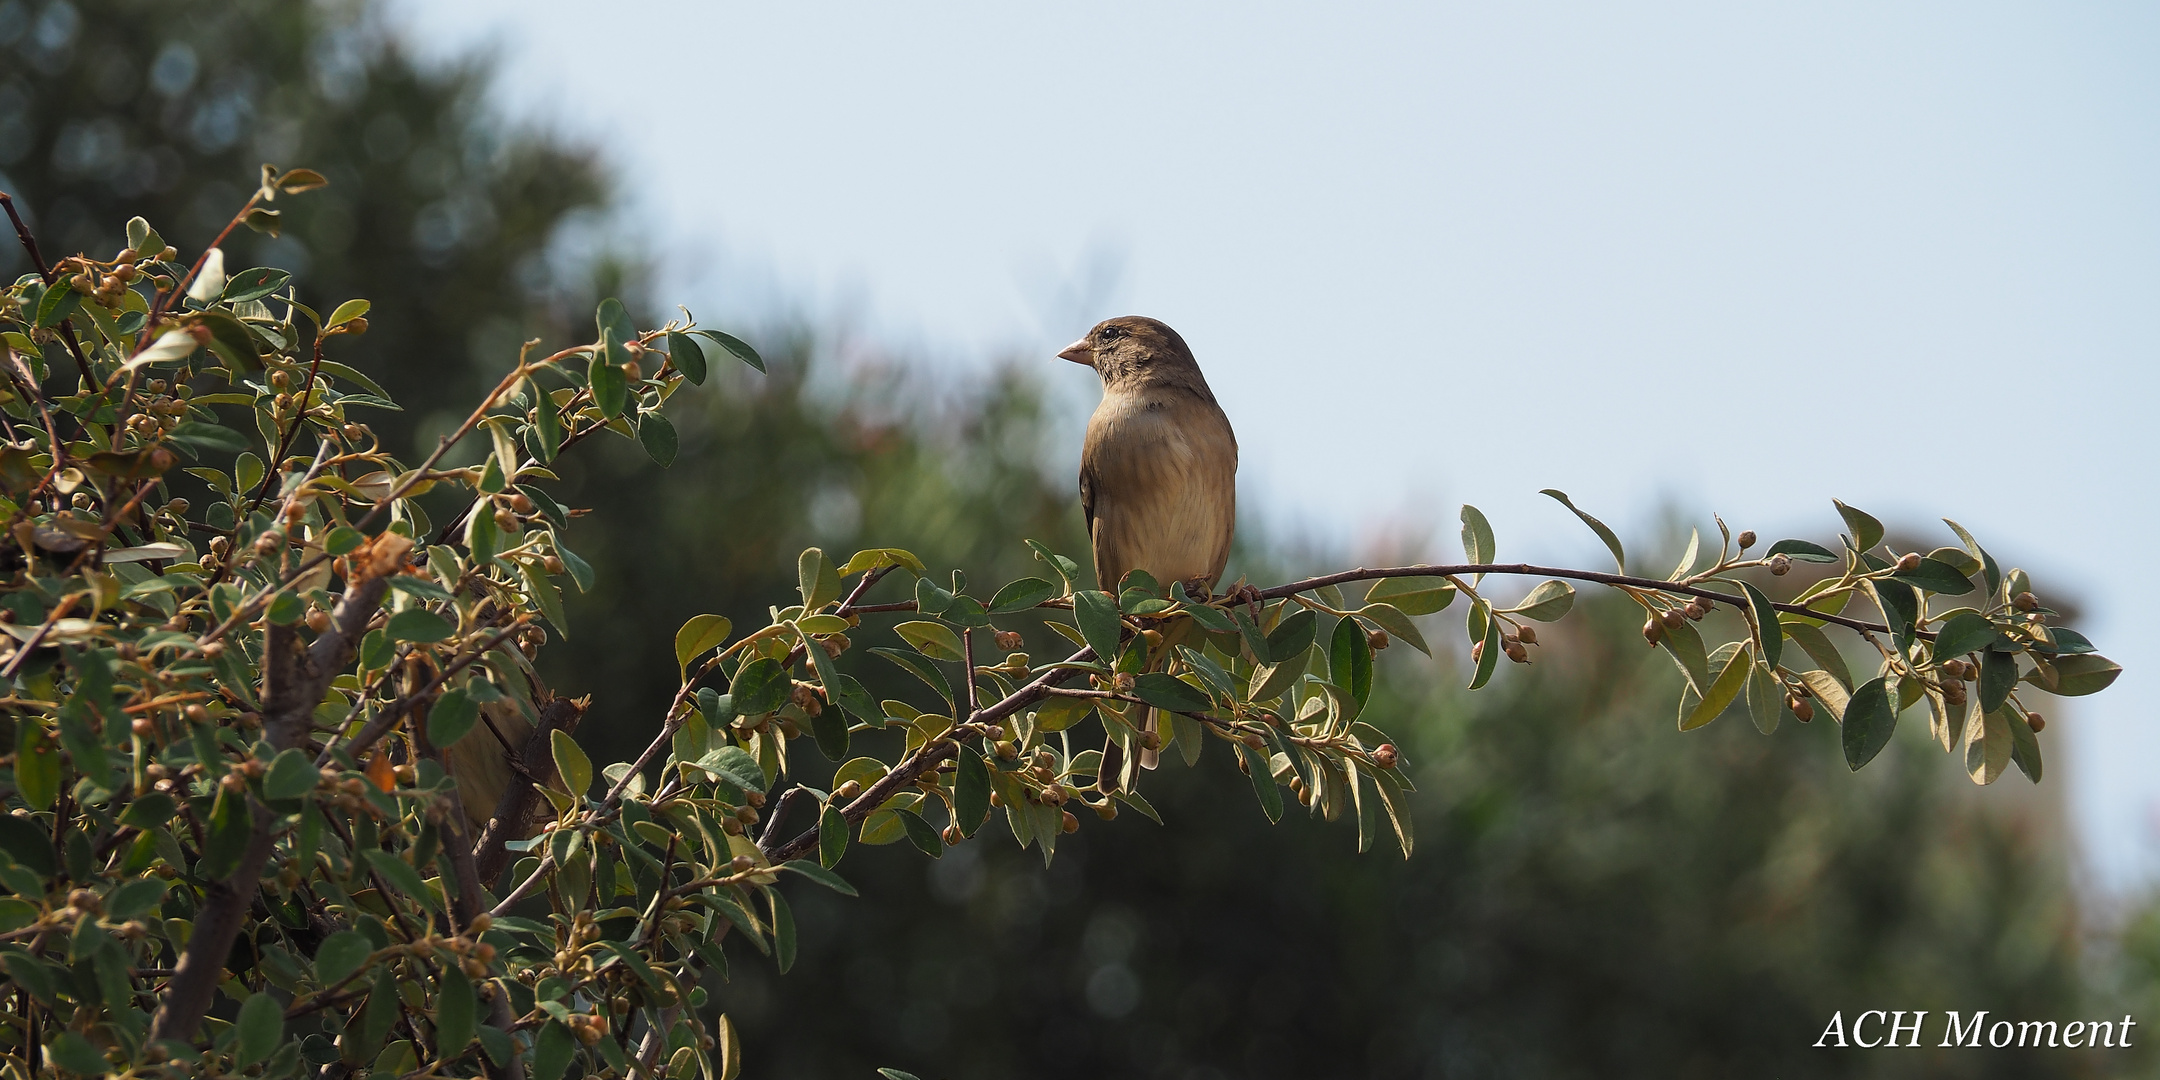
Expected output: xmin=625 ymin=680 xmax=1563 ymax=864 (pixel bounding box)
xmin=1736 ymin=530 xmax=1757 ymax=549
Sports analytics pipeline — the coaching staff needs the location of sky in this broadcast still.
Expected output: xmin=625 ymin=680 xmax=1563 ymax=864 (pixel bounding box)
xmin=388 ymin=1 xmax=2160 ymax=894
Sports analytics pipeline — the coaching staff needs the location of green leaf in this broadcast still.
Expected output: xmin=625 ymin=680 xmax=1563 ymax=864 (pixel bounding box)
xmin=589 ymin=346 xmax=628 ymax=418
xmin=46 ymin=1031 xmax=109 ymax=1075
xmin=1738 ymin=581 xmax=1782 ymax=671
xmin=105 ymin=877 xmax=168 ymax=920
xmin=1372 ymin=767 xmax=1414 ymax=858
xmin=674 ymin=614 xmax=733 ymax=673
xmin=1134 ymin=672 xmax=1212 ymax=712
xmin=2033 ymin=653 xmax=2121 ymax=697
xmin=818 ymin=803 xmax=849 ymax=868
xmin=1363 ymin=576 xmax=1454 ymax=616
xmin=428 ymin=688 xmax=478 ymax=748
xmin=196 ymin=309 xmax=263 ymax=372
xmin=638 ymin=412 xmax=678 ymax=467
xmin=1766 ymin=538 xmax=1838 ymax=563
xmin=1468 ymin=608 xmax=1501 ymax=690
xmin=1833 ymin=499 xmax=1884 ymax=552
xmin=879 ymin=1070 xmax=925 ymax=1080
xmin=1073 ymin=589 xmax=1123 ymax=663
xmin=263 ymin=747 xmax=318 ymax=800
xmin=989 ymin=577 xmax=1059 ymax=614
xmin=1540 ymin=489 xmax=1625 ymax=572
xmin=1357 ymin=602 xmax=1430 ymax=656
xmin=2006 ymin=704 xmax=2043 ymax=782
xmin=810 ymin=705 xmax=849 ymax=760
xmin=956 ymin=746 xmax=991 ymax=836
xmin=894 ymin=620 xmax=964 ymax=663
xmin=222 ymin=266 xmax=291 ymax=304
xmin=386 ymin=608 xmax=454 ymax=643
xmin=1842 ymin=677 xmax=1898 ymax=771
xmin=1931 ymin=612 xmax=2001 ymax=661
xmin=1892 ymin=557 xmax=1974 ymax=595
xmin=798 ymin=547 xmax=843 ymax=609
xmin=781 ymin=858 xmax=858 ymax=896
xmin=233 ymin=987 xmax=286 ymax=1065
xmin=316 ymin=929 xmax=374 ymax=986
xmin=1871 ymin=579 xmax=1919 ymax=647
xmin=665 ymin=330 xmax=707 ymax=384
xmin=1239 ymin=741 xmax=1283 ymax=824
xmin=1781 ymin=620 xmax=1853 ymax=690
xmin=870 ymin=648 xmax=954 ymax=710
xmin=1656 ymin=618 xmax=1712 ymax=694
xmin=1978 ymin=648 xmax=2019 ymax=713
xmin=1328 ymin=616 xmax=1374 ymax=708
xmin=34 ymin=282 xmax=80 ymax=328
xmin=166 ymin=420 xmax=252 ymax=454
xmin=362 ymin=849 xmax=437 ymax=911
xmin=434 ymin=965 xmax=476 ymax=1057
xmin=13 ymin=718 xmax=58 ymax=810
xmin=896 ymin=808 xmax=943 ymax=859
xmin=695 ymin=746 xmax=765 ymax=792
xmin=531 ymin=1020 xmax=578 ymax=1080
xmin=200 ymin=783 xmax=252 ymax=879
xmin=1681 ymin=644 xmax=1751 ymax=731
xmin=1266 ymin=608 xmax=1317 ymax=663
xmin=1459 ymin=504 xmax=1495 ymax=565
xmin=551 ymin=729 xmax=592 ymax=798
xmin=1024 ymin=540 xmax=1081 ymax=592
xmin=695 ymin=328 xmax=765 ymax=373
xmin=1507 ymin=579 xmax=1575 ymax=622
xmin=520 ymin=561 xmax=570 ymax=639
xmin=326 ymin=298 xmax=370 ymax=327
xmin=1745 ymin=658 xmax=1782 ymax=735
xmin=730 ymin=657 xmax=791 ymax=715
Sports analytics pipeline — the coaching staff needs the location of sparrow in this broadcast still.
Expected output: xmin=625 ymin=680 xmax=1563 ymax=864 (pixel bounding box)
xmin=1062 ymin=316 xmax=1238 ymax=598
xmin=1061 ymin=316 xmax=1238 ymax=776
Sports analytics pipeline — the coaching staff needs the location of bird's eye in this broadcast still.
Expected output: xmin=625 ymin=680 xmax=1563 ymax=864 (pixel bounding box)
xmin=1097 ymin=325 xmax=1125 ymax=342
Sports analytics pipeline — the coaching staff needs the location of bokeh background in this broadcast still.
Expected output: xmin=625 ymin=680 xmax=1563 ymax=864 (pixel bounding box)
xmin=2 ymin=2 xmax=2156 ymax=1076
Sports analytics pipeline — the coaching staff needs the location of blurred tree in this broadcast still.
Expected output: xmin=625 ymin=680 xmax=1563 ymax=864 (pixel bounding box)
xmin=0 ymin=0 xmax=625 ymax=460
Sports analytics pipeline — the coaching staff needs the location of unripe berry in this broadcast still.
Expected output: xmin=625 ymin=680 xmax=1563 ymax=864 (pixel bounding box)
xmin=1061 ymin=810 xmax=1079 ymax=834
xmin=1736 ymin=530 xmax=1757 ymax=549
xmin=621 ymin=360 xmax=642 ymax=382
xmin=1470 ymin=640 xmax=1484 ymax=665
xmin=2013 ymin=591 xmax=2039 ymax=612
xmin=1515 ymin=625 xmax=1536 ymax=645
xmin=306 ymin=608 xmax=330 ymax=632
xmin=1895 ymin=552 xmax=1922 ymax=573
xmin=1367 ymin=629 xmax=1389 ymax=651
xmin=1503 ymin=640 xmax=1528 ymax=664
xmin=1660 ymin=609 xmax=1686 ymax=630
xmin=994 ymin=629 xmax=1024 ymax=651
xmin=730 ymin=855 xmax=754 ymax=873
xmin=1093 ymin=800 xmax=1118 ymax=821
xmin=131 ymin=717 xmax=155 ymax=738
xmin=2026 ymin=711 xmax=2045 ymax=733
xmin=1241 ymin=732 xmax=1266 ymax=750
xmin=1371 ymin=743 xmax=1399 ymax=769
xmin=1769 ymin=554 xmax=1792 ymax=576
xmin=1642 ymin=618 xmax=1662 ymax=645
xmin=1790 ymin=697 xmax=1814 ymax=723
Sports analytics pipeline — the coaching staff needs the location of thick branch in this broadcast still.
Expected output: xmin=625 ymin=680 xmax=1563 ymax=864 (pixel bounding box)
xmin=150 ymin=576 xmax=389 ymax=1045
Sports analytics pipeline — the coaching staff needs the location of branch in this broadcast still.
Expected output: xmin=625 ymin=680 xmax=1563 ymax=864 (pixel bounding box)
xmin=766 ymin=643 xmax=1098 ymax=865
xmin=1259 ymin=562 xmax=1901 ymax=637
xmin=149 ymin=574 xmax=390 ymax=1044
xmin=473 ymin=696 xmax=585 ymax=884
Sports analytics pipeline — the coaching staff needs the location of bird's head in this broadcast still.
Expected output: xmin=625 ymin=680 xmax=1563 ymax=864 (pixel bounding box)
xmin=1058 ymin=316 xmax=1209 ymax=394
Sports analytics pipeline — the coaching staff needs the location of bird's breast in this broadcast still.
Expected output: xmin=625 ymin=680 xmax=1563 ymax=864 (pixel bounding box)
xmin=1084 ymin=390 xmax=1237 ymax=589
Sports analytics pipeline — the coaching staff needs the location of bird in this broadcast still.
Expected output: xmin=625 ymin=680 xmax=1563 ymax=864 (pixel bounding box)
xmin=1061 ymin=315 xmax=1237 ymax=777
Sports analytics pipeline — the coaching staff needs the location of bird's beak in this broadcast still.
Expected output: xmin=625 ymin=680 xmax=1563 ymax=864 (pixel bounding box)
xmin=1058 ymin=338 xmax=1093 ymax=366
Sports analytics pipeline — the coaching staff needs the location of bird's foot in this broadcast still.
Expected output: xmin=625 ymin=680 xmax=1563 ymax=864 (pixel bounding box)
xmin=1231 ymin=582 xmax=1263 ymax=617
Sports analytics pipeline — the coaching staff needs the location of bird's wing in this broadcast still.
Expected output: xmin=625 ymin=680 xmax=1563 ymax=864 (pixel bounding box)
xmin=1192 ymin=395 xmax=1239 ymax=588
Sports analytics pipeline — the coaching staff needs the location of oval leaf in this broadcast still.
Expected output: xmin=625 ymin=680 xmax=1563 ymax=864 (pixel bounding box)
xmin=893 ymin=620 xmax=964 ymax=663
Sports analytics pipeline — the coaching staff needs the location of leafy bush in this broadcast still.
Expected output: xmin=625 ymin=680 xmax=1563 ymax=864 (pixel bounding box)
xmin=0 ymin=170 xmax=2121 ymax=1079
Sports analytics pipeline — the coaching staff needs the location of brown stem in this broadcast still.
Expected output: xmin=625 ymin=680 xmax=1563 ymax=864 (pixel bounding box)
xmin=317 ymin=617 xmax=533 ymax=767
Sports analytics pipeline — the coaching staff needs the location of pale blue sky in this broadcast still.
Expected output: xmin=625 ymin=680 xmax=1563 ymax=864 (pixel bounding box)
xmin=392 ymin=1 xmax=2160 ymax=894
